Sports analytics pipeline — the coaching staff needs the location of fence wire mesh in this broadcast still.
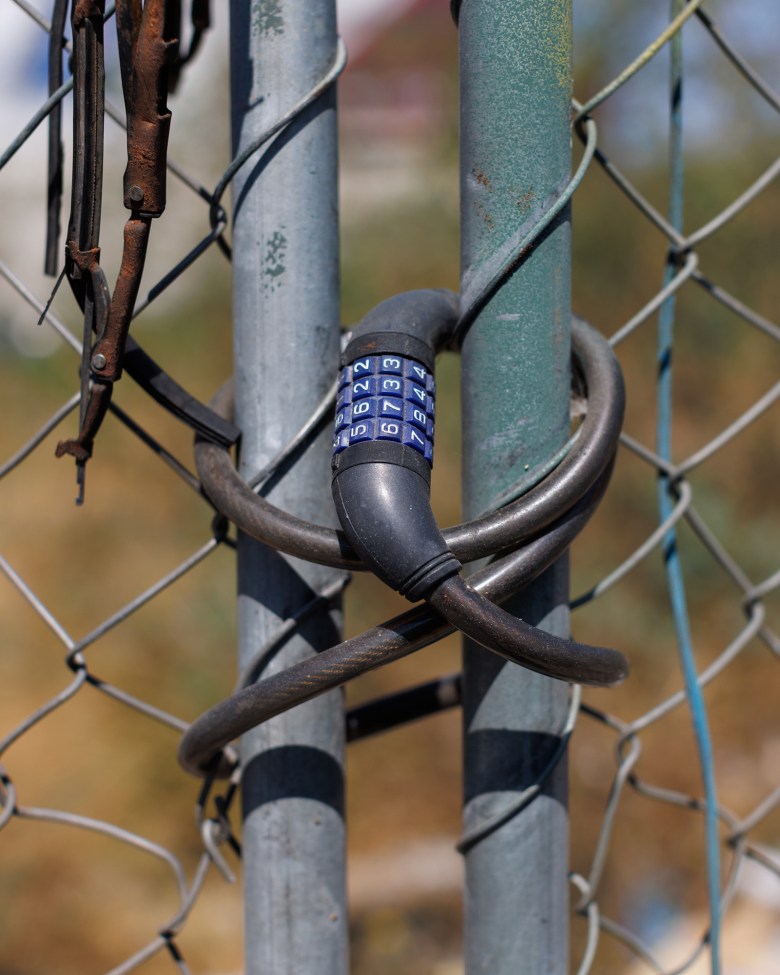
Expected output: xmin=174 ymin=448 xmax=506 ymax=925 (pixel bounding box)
xmin=0 ymin=2 xmax=778 ymax=974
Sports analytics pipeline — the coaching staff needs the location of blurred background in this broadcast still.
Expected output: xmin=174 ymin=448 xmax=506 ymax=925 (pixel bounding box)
xmin=0 ymin=1 xmax=778 ymax=973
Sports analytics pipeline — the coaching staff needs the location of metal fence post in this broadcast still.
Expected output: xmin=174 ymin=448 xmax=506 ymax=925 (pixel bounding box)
xmin=229 ymin=4 xmax=347 ymax=974
xmin=459 ymin=1 xmax=573 ymax=972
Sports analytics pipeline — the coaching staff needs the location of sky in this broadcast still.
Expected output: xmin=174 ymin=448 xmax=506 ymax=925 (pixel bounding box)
xmin=2 ymin=1 xmax=778 ymax=129
xmin=0 ymin=0 xmax=777 ymax=357
xmin=0 ymin=0 xmax=416 ymax=93
xmin=0 ymin=1 xmax=438 ymax=181
xmin=0 ymin=0 xmax=421 ymax=357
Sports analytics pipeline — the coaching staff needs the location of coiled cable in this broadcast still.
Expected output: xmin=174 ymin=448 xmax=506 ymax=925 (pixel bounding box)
xmin=178 ymin=290 xmax=627 ymax=777
xmin=193 ymin=298 xmax=622 ymax=568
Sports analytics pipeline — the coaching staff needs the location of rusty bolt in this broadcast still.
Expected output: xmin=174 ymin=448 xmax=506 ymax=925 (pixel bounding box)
xmin=128 ymin=185 xmax=145 ymax=205
xmin=91 ymin=353 xmax=107 ymax=370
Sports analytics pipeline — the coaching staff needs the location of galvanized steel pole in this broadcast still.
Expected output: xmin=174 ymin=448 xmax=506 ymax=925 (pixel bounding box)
xmin=459 ymin=2 xmax=573 ymax=972
xmin=229 ymin=3 xmax=347 ymax=974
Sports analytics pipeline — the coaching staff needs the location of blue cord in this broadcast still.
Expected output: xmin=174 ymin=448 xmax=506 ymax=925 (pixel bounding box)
xmin=658 ymin=7 xmax=721 ymax=970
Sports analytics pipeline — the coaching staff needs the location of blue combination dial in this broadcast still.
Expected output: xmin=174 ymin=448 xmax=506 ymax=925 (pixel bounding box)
xmin=332 ymin=353 xmax=436 ymax=466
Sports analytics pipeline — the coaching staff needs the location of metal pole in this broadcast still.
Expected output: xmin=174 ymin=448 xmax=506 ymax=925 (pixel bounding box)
xmin=459 ymin=2 xmax=572 ymax=973
xmin=229 ymin=4 xmax=347 ymax=975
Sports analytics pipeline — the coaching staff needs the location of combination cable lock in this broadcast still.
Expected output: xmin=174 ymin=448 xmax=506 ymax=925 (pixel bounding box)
xmin=179 ymin=288 xmax=629 ymax=778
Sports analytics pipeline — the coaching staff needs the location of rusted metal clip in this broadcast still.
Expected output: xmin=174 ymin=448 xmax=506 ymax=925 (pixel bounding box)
xmin=54 ymin=1 xmax=231 ymax=500
xmin=56 ymin=0 xmax=178 ymax=500
xmin=116 ymin=0 xmax=177 ymax=219
xmin=55 ymin=0 xmax=110 ymax=501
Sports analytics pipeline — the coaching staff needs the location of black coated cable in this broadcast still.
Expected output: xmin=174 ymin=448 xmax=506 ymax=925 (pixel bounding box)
xmin=179 ymin=289 xmax=624 ymax=778
xmin=180 ymin=461 xmax=614 ymax=776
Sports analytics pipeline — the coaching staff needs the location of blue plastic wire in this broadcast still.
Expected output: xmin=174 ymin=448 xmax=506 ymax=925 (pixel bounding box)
xmin=657 ymin=7 xmax=721 ymax=971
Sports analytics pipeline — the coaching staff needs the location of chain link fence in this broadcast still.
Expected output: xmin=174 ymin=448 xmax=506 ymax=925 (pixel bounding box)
xmin=0 ymin=1 xmax=778 ymax=973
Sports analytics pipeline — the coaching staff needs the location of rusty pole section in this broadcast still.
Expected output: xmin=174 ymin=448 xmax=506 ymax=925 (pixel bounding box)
xmin=229 ymin=3 xmax=347 ymax=974
xmin=459 ymin=1 xmax=573 ymax=972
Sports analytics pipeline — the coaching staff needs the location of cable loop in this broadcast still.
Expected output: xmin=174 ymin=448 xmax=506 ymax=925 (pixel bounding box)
xmin=194 ymin=315 xmax=624 ymax=571
xmin=178 ymin=301 xmax=627 ymax=777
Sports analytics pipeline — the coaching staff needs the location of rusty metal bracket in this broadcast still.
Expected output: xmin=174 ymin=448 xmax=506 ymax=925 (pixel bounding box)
xmin=56 ymin=0 xmax=108 ymax=499
xmin=54 ymin=0 xmax=230 ymax=500
xmin=56 ymin=0 xmax=179 ymax=499
xmin=117 ymin=0 xmax=177 ymax=216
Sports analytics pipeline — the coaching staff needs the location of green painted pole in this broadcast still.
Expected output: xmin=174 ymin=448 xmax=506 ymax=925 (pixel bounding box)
xmin=459 ymin=2 xmax=573 ymax=972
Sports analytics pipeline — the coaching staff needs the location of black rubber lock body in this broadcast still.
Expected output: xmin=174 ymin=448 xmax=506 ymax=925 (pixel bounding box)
xmin=327 ymin=290 xmax=627 ymax=690
xmin=333 ymin=346 xmax=461 ymax=600
xmin=331 ymin=291 xmax=462 ymax=600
